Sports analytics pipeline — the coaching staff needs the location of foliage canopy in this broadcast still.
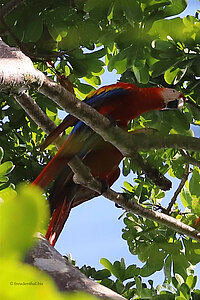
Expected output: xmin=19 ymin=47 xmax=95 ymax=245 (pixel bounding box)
xmin=1 ymin=0 xmax=200 ymax=299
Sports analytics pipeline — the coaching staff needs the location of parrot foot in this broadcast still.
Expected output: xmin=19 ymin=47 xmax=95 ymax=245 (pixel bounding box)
xmin=106 ymin=115 xmax=117 ymax=127
xmin=98 ymin=178 xmax=109 ymax=194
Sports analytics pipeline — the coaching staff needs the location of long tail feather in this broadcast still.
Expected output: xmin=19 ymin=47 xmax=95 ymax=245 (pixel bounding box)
xmin=45 ymin=198 xmax=72 ymax=246
xmin=33 ymin=136 xmax=75 ymax=189
xmin=40 ymin=115 xmax=78 ymax=151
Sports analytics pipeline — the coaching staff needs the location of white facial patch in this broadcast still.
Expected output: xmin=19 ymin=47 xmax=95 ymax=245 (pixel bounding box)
xmin=161 ymin=88 xmax=185 ymax=109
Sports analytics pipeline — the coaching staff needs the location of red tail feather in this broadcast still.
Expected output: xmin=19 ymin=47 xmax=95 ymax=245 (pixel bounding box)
xmin=45 ymin=199 xmax=72 ymax=246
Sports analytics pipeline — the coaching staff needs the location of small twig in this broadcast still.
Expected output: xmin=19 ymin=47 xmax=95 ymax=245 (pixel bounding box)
xmin=187 ymin=97 xmax=200 ymax=113
xmin=180 ymin=149 xmax=200 ymax=168
xmin=166 ymin=163 xmax=190 ymax=214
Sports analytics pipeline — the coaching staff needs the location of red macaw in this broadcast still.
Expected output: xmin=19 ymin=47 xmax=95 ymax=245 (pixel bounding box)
xmin=33 ymin=82 xmax=185 ymax=246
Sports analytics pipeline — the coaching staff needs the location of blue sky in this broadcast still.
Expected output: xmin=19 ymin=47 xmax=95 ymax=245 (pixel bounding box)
xmin=55 ymin=0 xmax=200 ymax=287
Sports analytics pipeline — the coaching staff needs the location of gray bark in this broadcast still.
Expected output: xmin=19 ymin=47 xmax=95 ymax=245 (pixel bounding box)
xmin=24 ymin=234 xmax=126 ymax=300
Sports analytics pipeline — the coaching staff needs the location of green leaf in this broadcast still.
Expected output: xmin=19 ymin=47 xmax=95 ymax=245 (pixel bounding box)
xmin=48 ymin=24 xmax=67 ymax=42
xmin=45 ymin=7 xmax=69 ymax=41
xmin=164 ymin=67 xmax=180 ymax=84
xmin=23 ymin=13 xmax=43 ymax=42
xmin=192 ymin=198 xmax=200 ymax=216
xmin=100 ymin=258 xmax=113 ymax=272
xmin=108 ymin=50 xmax=128 ymax=73
xmin=180 ymin=188 xmax=193 ymax=209
xmin=0 ymin=184 xmax=49 ymax=259
xmin=151 ymin=60 xmax=174 ymax=78
xmin=84 ymin=0 xmax=113 ymax=20
xmin=77 ymin=83 xmax=94 ymax=95
xmin=115 ymin=280 xmax=124 ymax=294
xmin=123 ymin=158 xmax=131 ymax=176
xmin=140 ymin=245 xmax=166 ymax=277
xmin=0 ymin=147 xmax=4 ymax=164
xmin=59 ymin=26 xmax=80 ymax=50
xmin=170 ymin=111 xmax=190 ymax=133
xmin=132 ymin=64 xmax=149 ymax=84
xmin=100 ymin=258 xmax=126 ymax=281
xmin=85 ymin=48 xmax=106 ymax=59
xmin=149 ymin=18 xmax=185 ymax=42
xmin=179 ymin=282 xmax=190 ymax=299
xmin=172 ymin=254 xmax=190 ymax=280
xmin=78 ymin=20 xmax=100 ymax=46
xmin=93 ymin=269 xmax=111 ymax=280
xmin=186 ymin=275 xmax=197 ymax=290
xmin=0 ymin=161 xmax=15 ymax=177
xmin=135 ymin=276 xmax=142 ymax=296
xmin=0 ymin=259 xmax=62 ymax=300
xmin=120 ymin=0 xmax=143 ymax=24
xmin=189 ymin=169 xmax=200 ymax=197
xmin=152 ymin=40 xmax=176 ymax=51
xmin=163 ymin=0 xmax=187 ymax=18
xmin=164 ymin=255 xmax=172 ymax=284
xmin=184 ymin=239 xmax=200 ymax=265
xmin=125 ymin=264 xmax=140 ymax=279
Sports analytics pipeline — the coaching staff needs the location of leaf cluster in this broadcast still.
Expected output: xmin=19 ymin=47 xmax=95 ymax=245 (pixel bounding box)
xmin=1 ymin=1 xmax=200 ymax=299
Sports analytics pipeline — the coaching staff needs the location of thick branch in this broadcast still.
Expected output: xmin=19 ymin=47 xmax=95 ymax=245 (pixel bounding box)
xmin=0 ymin=40 xmax=45 ymax=90
xmin=24 ymin=234 xmax=126 ymax=300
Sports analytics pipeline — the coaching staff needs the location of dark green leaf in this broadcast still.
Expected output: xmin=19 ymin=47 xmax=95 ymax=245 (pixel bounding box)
xmin=132 ymin=64 xmax=149 ymax=84
xmin=151 ymin=60 xmax=174 ymax=78
xmin=189 ymin=169 xmax=200 ymax=198
xmin=120 ymin=0 xmax=143 ymax=23
xmin=163 ymin=0 xmax=187 ymax=18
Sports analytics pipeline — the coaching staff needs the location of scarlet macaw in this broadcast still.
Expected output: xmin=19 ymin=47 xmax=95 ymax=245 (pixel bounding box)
xmin=33 ymin=82 xmax=185 ymax=246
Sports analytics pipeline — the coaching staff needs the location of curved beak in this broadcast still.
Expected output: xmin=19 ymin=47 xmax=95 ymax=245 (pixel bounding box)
xmin=166 ymin=94 xmax=186 ymax=109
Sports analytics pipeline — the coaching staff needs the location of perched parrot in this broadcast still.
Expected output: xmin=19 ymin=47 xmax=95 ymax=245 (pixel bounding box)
xmin=33 ymin=82 xmax=185 ymax=246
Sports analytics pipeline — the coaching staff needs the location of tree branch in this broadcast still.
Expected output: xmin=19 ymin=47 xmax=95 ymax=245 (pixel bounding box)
xmin=24 ymin=233 xmax=126 ymax=300
xmin=180 ymin=149 xmax=200 ymax=168
xmin=14 ymin=92 xmax=64 ymax=149
xmin=0 ymin=40 xmax=45 ymax=90
xmin=166 ymin=164 xmax=190 ymax=214
xmin=69 ymin=155 xmax=200 ymax=243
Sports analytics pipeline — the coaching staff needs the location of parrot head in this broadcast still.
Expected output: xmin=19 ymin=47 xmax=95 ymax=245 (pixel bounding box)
xmin=161 ymin=88 xmax=186 ymax=109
